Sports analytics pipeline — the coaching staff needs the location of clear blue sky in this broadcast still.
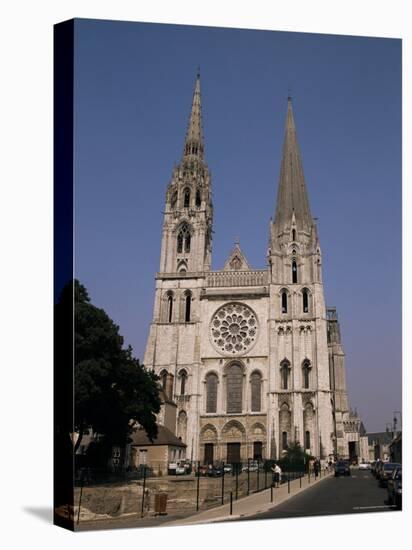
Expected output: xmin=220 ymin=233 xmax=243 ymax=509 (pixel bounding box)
xmin=73 ymin=19 xmax=401 ymax=433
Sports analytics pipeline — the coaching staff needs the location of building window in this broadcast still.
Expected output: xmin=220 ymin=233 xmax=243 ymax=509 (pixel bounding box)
xmin=195 ymin=189 xmax=201 ymax=207
xmin=185 ymin=292 xmax=192 ymax=322
xmin=250 ymin=372 xmax=262 ymax=412
xmin=179 ymin=370 xmax=188 ymax=395
xmin=183 ymin=188 xmax=190 ymax=207
xmin=282 ymin=431 xmax=288 ymax=450
xmin=177 ymin=232 xmax=183 ymax=253
xmin=302 ymin=288 xmax=309 ymax=313
xmin=292 ymin=229 xmax=296 ymax=241
xmin=160 ymin=370 xmax=168 ymax=390
xmin=226 ymin=364 xmax=243 ymax=413
xmin=167 ymin=294 xmax=173 ymax=323
xmin=206 ymin=373 xmax=218 ymax=413
xmin=302 ymin=361 xmax=310 ymax=389
xmin=177 ymin=223 xmax=191 ymax=254
xmin=281 ymin=291 xmax=288 ymax=313
xmin=292 ymin=259 xmax=297 ymax=283
xmin=305 ymin=431 xmax=311 ymax=450
xmin=280 ymin=361 xmax=290 ymax=390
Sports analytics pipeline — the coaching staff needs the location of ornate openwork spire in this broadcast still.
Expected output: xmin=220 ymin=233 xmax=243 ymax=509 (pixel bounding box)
xmin=274 ymin=97 xmax=312 ymax=231
xmin=183 ymin=70 xmax=204 ymax=160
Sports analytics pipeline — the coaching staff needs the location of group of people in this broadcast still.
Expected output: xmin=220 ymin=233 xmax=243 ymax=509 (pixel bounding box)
xmin=271 ymin=457 xmax=329 ymax=487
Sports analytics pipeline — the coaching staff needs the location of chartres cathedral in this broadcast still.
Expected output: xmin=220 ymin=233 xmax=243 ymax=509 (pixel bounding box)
xmin=144 ymin=73 xmax=362 ymax=464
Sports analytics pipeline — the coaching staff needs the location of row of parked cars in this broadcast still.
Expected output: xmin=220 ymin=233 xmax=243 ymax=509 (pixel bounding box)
xmin=196 ymin=461 xmax=261 ymax=477
xmin=371 ymin=460 xmax=402 ymax=509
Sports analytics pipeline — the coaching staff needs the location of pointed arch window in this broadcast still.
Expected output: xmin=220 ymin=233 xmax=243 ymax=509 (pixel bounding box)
xmin=226 ymin=364 xmax=243 ymax=413
xmin=282 ymin=431 xmax=288 ymax=450
xmin=292 ymin=259 xmax=298 ymax=283
xmin=184 ymin=292 xmax=192 ymax=322
xmin=179 ymin=369 xmax=188 ymax=395
xmin=195 ymin=189 xmax=201 ymax=207
xmin=206 ymin=373 xmax=218 ymax=413
xmin=302 ymin=288 xmax=309 ymax=313
xmin=280 ymin=361 xmax=290 ymax=390
xmin=250 ymin=372 xmax=262 ymax=412
xmin=167 ymin=293 xmax=173 ymax=323
xmin=177 ymin=223 xmax=191 ymax=254
xmin=160 ymin=370 xmax=168 ymax=391
xmin=305 ymin=430 xmax=311 ymax=450
xmin=183 ymin=188 xmax=190 ymax=208
xmin=185 ymin=231 xmax=191 ymax=253
xmin=302 ymin=360 xmax=311 ymax=389
xmin=292 ymin=229 xmax=296 ymax=241
xmin=281 ymin=291 xmax=288 ymax=314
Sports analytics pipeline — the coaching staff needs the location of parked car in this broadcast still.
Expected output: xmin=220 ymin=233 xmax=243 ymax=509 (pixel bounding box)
xmin=175 ymin=464 xmax=186 ymax=475
xmin=358 ymin=461 xmax=370 ymax=470
xmin=334 ymin=461 xmax=351 ymax=477
xmin=207 ymin=464 xmax=224 ymax=477
xmin=197 ymin=464 xmax=209 ymax=476
xmin=387 ymin=467 xmax=402 ymax=508
xmin=223 ymin=464 xmax=233 ymax=475
xmin=378 ymin=462 xmax=401 ymax=487
xmin=242 ymin=461 xmax=259 ymax=473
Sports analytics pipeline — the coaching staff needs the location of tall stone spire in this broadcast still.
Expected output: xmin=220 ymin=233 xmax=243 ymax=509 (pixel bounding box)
xmin=183 ymin=70 xmax=204 ymax=160
xmin=274 ymin=97 xmax=312 ymax=232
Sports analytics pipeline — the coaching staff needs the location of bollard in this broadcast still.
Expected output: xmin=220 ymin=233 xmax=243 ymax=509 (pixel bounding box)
xmin=77 ymin=476 xmax=84 ymax=525
xmin=257 ymin=460 xmax=260 ymax=492
xmin=320 ymin=466 xmax=322 ymax=479
xmin=221 ymin=462 xmax=225 ymax=505
xmin=299 ymin=473 xmax=302 ymax=488
xmin=265 ymin=468 xmax=268 ymax=489
xmin=308 ymin=470 xmax=310 ymax=484
xmin=247 ymin=458 xmax=250 ymax=496
xmin=230 ymin=491 xmax=233 ymax=515
xmin=235 ymin=464 xmax=239 ymax=500
xmin=270 ymin=484 xmax=273 ymax=503
xmin=288 ymin=476 xmax=290 ymax=494
xmin=141 ymin=466 xmax=147 ymax=518
xmin=196 ymin=461 xmax=200 ymax=511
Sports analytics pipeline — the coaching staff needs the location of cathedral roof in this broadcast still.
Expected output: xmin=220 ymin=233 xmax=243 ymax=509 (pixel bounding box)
xmin=223 ymin=242 xmax=251 ymax=271
xmin=273 ymin=97 xmax=313 ymax=232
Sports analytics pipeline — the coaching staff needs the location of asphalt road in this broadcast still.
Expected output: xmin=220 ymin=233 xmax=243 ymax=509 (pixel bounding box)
xmin=239 ymin=469 xmax=400 ymax=521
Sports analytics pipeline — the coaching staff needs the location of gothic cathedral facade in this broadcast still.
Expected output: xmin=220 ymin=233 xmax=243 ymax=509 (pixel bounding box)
xmin=144 ymin=73 xmax=352 ymax=464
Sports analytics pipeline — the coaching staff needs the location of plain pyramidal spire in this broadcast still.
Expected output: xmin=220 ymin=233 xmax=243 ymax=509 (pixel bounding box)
xmin=274 ymin=96 xmax=312 ymax=231
xmin=183 ymin=70 xmax=204 ymax=160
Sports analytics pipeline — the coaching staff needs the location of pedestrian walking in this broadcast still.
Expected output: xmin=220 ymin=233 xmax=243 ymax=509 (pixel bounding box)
xmin=271 ymin=463 xmax=282 ymax=487
xmin=314 ymin=459 xmax=319 ymax=478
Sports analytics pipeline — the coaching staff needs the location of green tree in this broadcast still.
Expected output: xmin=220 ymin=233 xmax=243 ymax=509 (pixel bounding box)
xmin=278 ymin=442 xmax=311 ymax=472
xmin=56 ymin=279 xmax=161 ymax=454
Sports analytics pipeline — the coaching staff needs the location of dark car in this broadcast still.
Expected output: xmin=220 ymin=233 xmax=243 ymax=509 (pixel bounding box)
xmin=378 ymin=462 xmax=401 ymax=487
xmin=387 ymin=467 xmax=402 ymax=508
xmin=207 ymin=464 xmax=224 ymax=477
xmin=334 ymin=460 xmax=351 ymax=477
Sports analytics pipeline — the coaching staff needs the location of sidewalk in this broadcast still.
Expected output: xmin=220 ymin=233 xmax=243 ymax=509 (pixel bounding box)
xmin=167 ymin=470 xmax=333 ymax=526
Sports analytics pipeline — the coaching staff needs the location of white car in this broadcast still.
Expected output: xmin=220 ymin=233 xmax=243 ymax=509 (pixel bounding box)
xmin=358 ymin=462 xmax=370 ymax=470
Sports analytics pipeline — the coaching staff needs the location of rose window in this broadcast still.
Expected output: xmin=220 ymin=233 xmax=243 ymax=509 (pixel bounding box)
xmin=210 ymin=303 xmax=258 ymax=354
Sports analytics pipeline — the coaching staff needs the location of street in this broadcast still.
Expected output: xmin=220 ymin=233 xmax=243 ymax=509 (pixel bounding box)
xmin=238 ymin=469 xmax=399 ymax=521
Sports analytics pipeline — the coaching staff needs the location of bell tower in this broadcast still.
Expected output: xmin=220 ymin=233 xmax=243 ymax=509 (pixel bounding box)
xmin=159 ymin=71 xmax=213 ymax=275
xmin=267 ymin=97 xmax=333 ymax=459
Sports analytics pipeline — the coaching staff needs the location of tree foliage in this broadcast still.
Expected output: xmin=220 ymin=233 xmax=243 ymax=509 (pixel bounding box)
xmin=278 ymin=442 xmax=312 ymax=471
xmin=56 ymin=279 xmax=161 ymax=453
